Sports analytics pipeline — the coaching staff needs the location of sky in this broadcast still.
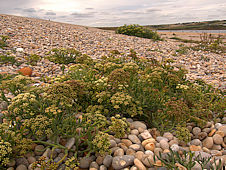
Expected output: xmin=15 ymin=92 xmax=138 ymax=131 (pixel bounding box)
xmin=0 ymin=0 xmax=225 ymax=27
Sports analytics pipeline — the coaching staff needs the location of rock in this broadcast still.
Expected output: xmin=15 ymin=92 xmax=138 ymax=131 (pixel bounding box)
xmin=99 ymin=165 xmax=107 ymax=170
xmin=137 ymin=127 xmax=145 ymax=133
xmin=0 ymin=101 xmax=8 ymax=111
xmin=118 ymin=143 xmax=128 ymax=152
xmin=34 ymin=145 xmax=45 ymax=156
xmin=79 ymin=156 xmax=96 ymax=169
xmin=110 ymin=140 xmax=117 ymax=148
xmin=144 ymin=150 xmax=154 ymax=156
xmin=202 ymin=137 xmax=213 ymax=149
xmin=215 ymin=123 xmax=223 ymax=129
xmin=154 ymin=148 xmax=163 ymax=156
xmin=141 ymin=155 xmax=154 ymax=167
xmin=18 ymin=67 xmax=32 ymax=76
xmin=210 ymin=150 xmax=222 ymax=156
xmin=192 ymin=127 xmax=201 ymax=136
xmin=65 ymin=137 xmax=75 ymax=149
xmin=128 ymin=135 xmax=141 ymax=144
xmin=135 ymin=151 xmax=144 ymax=160
xmin=140 ymin=130 xmax=152 ymax=140
xmin=16 ymin=165 xmax=27 ymax=170
xmin=208 ymin=129 xmax=216 ymax=137
xmin=129 ymin=144 xmax=142 ymax=151
xmin=121 ymin=139 xmax=132 ymax=147
xmin=16 ymin=157 xmax=29 ymax=167
xmin=213 ymin=134 xmax=223 ymax=145
xmin=103 ymin=155 xmax=113 ymax=167
xmin=142 ymin=138 xmax=156 ymax=147
xmin=16 ymin=48 xmax=24 ymax=52
xmin=96 ymin=156 xmax=104 ymax=165
xmin=7 ymin=168 xmax=14 ymax=170
xmin=131 ymin=129 xmax=139 ymax=135
xmin=156 ymin=136 xmax=168 ymax=143
xmin=112 ymin=155 xmax=135 ymax=170
xmin=131 ymin=121 xmax=147 ymax=130
xmin=7 ymin=159 xmax=16 ymax=167
xmin=134 ymin=158 xmax=146 ymax=170
xmin=160 ymin=140 xmax=169 ymax=150
xmin=218 ymin=126 xmax=226 ymax=136
xmin=212 ymin=144 xmax=221 ymax=150
xmin=190 ymin=139 xmax=202 ymax=146
xmin=202 ymin=128 xmax=211 ymax=134
xmin=192 ymin=151 xmax=212 ymax=159
xmin=163 ymin=132 xmax=174 ymax=141
xmin=170 ymin=144 xmax=179 ymax=152
xmin=189 ymin=145 xmax=202 ymax=151
xmin=145 ymin=143 xmax=155 ymax=151
xmin=202 ymin=147 xmax=210 ymax=153
xmin=215 ymin=130 xmax=225 ymax=137
xmin=126 ymin=148 xmax=136 ymax=155
xmin=114 ymin=148 xmax=124 ymax=156
xmin=27 ymin=157 xmax=36 ymax=164
xmin=130 ymin=166 xmax=138 ymax=170
xmin=198 ymin=132 xmax=207 ymax=140
xmin=169 ymin=139 xmax=179 ymax=146
xmin=90 ymin=161 xmax=99 ymax=169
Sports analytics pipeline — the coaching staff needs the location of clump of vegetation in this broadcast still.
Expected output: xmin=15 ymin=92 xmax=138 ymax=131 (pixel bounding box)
xmin=156 ymin=148 xmax=223 ymax=170
xmin=0 ymin=47 xmax=224 ymax=169
xmin=0 ymin=55 xmax=16 ymax=65
xmin=175 ymin=126 xmax=191 ymax=143
xmin=116 ymin=24 xmax=161 ymax=41
xmin=0 ymin=35 xmax=9 ymax=49
xmin=45 ymin=48 xmax=82 ymax=64
xmin=25 ymin=54 xmax=41 ymax=66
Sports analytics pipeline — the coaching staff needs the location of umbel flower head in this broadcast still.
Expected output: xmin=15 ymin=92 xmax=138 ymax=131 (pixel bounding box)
xmin=92 ymin=131 xmax=110 ymax=156
xmin=0 ymin=140 xmax=12 ymax=167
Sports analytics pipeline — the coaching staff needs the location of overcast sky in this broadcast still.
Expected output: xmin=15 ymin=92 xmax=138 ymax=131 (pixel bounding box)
xmin=0 ymin=0 xmax=225 ymax=26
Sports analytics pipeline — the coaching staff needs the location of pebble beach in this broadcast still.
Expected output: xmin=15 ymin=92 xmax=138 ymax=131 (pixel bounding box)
xmin=0 ymin=14 xmax=226 ymax=170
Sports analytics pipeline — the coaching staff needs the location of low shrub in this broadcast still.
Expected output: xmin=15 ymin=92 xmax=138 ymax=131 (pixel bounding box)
xmin=0 ymin=35 xmax=9 ymax=49
xmin=116 ymin=24 xmax=161 ymax=40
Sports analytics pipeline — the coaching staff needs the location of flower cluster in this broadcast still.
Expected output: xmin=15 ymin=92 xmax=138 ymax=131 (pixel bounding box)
xmin=109 ymin=114 xmax=130 ymax=138
xmin=175 ymin=126 xmax=191 ymax=143
xmin=176 ymin=84 xmax=189 ymax=90
xmin=65 ymin=156 xmax=79 ymax=170
xmin=92 ymin=131 xmax=110 ymax=156
xmin=122 ymin=62 xmax=139 ymax=73
xmin=86 ymin=105 xmax=109 ymax=115
xmin=23 ymin=115 xmax=53 ymax=140
xmin=8 ymin=93 xmax=39 ymax=119
xmin=0 ymin=140 xmax=12 ymax=167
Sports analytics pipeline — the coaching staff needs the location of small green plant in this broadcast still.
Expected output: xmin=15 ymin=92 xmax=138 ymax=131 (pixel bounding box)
xmin=175 ymin=126 xmax=191 ymax=143
xmin=116 ymin=24 xmax=161 ymax=41
xmin=25 ymin=54 xmax=41 ymax=66
xmin=0 ymin=35 xmax=9 ymax=49
xmin=46 ymin=48 xmax=82 ymax=64
xmin=0 ymin=55 xmax=16 ymax=65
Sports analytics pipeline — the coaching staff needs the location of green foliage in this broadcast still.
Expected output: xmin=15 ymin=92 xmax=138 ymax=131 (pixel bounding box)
xmin=0 ymin=35 xmax=9 ymax=49
xmin=25 ymin=54 xmax=41 ymax=66
xmin=175 ymin=126 xmax=191 ymax=143
xmin=46 ymin=48 xmax=82 ymax=64
xmin=0 ymin=55 xmax=16 ymax=65
xmin=116 ymin=24 xmax=161 ymax=40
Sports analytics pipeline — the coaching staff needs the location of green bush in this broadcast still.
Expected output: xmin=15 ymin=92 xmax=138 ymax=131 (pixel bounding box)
xmin=116 ymin=24 xmax=161 ymax=40
xmin=0 ymin=55 xmax=16 ymax=65
xmin=25 ymin=54 xmax=41 ymax=66
xmin=0 ymin=35 xmax=9 ymax=49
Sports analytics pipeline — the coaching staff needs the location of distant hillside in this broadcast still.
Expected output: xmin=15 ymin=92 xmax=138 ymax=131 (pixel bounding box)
xmin=97 ymin=20 xmax=226 ymax=31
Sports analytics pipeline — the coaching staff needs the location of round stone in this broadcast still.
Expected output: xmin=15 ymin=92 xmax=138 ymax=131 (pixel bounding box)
xmin=202 ymin=137 xmax=213 ymax=149
xmin=190 ymin=139 xmax=202 ymax=146
xmin=160 ymin=140 xmax=169 ymax=150
xmin=215 ymin=130 xmax=225 ymax=137
xmin=198 ymin=132 xmax=207 ymax=140
xmin=103 ymin=155 xmax=113 ymax=168
xmin=112 ymin=155 xmax=135 ymax=170
xmin=189 ymin=145 xmax=202 ymax=151
xmin=135 ymin=151 xmax=144 ymax=160
xmin=170 ymin=144 xmax=179 ymax=152
xmin=114 ymin=148 xmax=124 ymax=156
xmin=110 ymin=140 xmax=117 ymax=148
xmin=141 ymin=155 xmax=154 ymax=167
xmin=215 ymin=123 xmax=222 ymax=129
xmin=90 ymin=161 xmax=99 ymax=169
xmin=16 ymin=165 xmax=27 ymax=170
xmin=126 ymin=148 xmax=136 ymax=155
xmin=34 ymin=145 xmax=45 ymax=156
xmin=16 ymin=158 xmax=29 ymax=167
xmin=129 ymin=144 xmax=141 ymax=151
xmin=128 ymin=135 xmax=141 ymax=144
xmin=142 ymin=138 xmax=156 ymax=147
xmin=79 ymin=156 xmax=96 ymax=168
xmin=131 ymin=129 xmax=139 ymax=135
xmin=131 ymin=121 xmax=147 ymax=130
xmin=145 ymin=143 xmax=155 ymax=151
xmin=140 ymin=130 xmax=152 ymax=140
xmin=163 ymin=132 xmax=174 ymax=141
xmin=212 ymin=144 xmax=221 ymax=151
xmin=218 ymin=126 xmax=226 ymax=136
xmin=213 ymin=134 xmax=223 ymax=145
xmin=156 ymin=136 xmax=168 ymax=143
xmin=96 ymin=156 xmax=104 ymax=165
xmin=27 ymin=157 xmax=36 ymax=164
xmin=18 ymin=67 xmax=32 ymax=76
xmin=154 ymin=148 xmax=163 ymax=156
xmin=192 ymin=127 xmax=201 ymax=136
xmin=121 ymin=139 xmax=132 ymax=147
xmin=144 ymin=150 xmax=154 ymax=156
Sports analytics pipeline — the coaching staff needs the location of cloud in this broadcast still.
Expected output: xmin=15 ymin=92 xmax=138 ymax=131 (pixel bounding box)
xmin=23 ymin=8 xmax=36 ymax=13
xmin=71 ymin=12 xmax=95 ymax=18
xmin=45 ymin=11 xmax=56 ymax=15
